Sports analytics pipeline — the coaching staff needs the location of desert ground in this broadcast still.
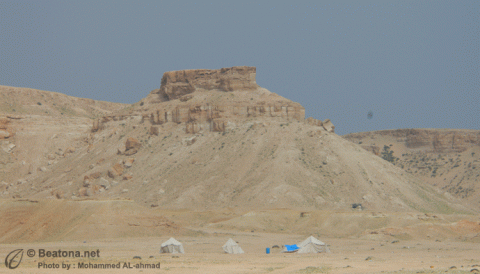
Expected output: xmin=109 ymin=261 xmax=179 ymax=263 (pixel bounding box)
xmin=2 ymin=233 xmax=480 ymax=273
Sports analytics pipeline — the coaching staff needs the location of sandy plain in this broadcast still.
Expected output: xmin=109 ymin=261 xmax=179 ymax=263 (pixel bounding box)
xmin=2 ymin=232 xmax=480 ymax=274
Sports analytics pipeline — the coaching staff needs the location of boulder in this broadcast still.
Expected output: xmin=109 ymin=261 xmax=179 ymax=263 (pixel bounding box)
xmin=125 ymin=137 xmax=141 ymax=155
xmin=107 ymin=163 xmax=124 ymax=178
xmin=322 ymin=119 xmax=335 ymax=133
xmin=0 ymin=130 xmax=10 ymax=139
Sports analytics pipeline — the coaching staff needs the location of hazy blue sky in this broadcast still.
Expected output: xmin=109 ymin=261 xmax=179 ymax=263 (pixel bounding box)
xmin=0 ymin=1 xmax=478 ymax=135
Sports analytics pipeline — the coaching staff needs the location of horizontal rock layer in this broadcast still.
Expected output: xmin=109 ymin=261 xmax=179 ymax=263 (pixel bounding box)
xmin=345 ymin=129 xmax=480 ymax=153
xmin=152 ymin=66 xmax=258 ymax=101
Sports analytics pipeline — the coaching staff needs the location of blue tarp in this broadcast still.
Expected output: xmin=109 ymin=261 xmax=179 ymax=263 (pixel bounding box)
xmin=284 ymin=244 xmax=299 ymax=252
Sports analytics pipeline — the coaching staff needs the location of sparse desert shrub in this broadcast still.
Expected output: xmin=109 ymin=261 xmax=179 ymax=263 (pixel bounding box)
xmin=381 ymin=145 xmax=396 ymax=163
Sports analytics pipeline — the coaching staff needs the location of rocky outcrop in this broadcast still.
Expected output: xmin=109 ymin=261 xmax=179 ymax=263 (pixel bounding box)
xmin=91 ymin=119 xmax=105 ymax=132
xmin=144 ymin=103 xmax=305 ymax=133
xmin=96 ymin=67 xmax=319 ymax=134
xmin=150 ymin=126 xmax=159 ymax=136
xmin=344 ymin=129 xmax=480 ymax=153
xmin=151 ymin=66 xmax=259 ymax=101
xmin=306 ymin=117 xmax=334 ymax=133
xmin=306 ymin=117 xmax=323 ymax=127
xmin=0 ymin=117 xmax=14 ymax=139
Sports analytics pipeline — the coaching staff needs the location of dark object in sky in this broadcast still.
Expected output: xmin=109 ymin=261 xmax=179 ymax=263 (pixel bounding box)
xmin=367 ymin=111 xmax=373 ymax=119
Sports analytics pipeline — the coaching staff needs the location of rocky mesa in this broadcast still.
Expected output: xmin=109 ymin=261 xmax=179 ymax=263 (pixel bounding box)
xmin=100 ymin=66 xmax=308 ymax=134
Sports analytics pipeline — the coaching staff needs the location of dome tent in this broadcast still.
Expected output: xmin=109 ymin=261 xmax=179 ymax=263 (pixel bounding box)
xmin=222 ymin=238 xmax=244 ymax=254
xmin=160 ymin=237 xmax=184 ymax=254
xmin=296 ymin=236 xmax=330 ymax=253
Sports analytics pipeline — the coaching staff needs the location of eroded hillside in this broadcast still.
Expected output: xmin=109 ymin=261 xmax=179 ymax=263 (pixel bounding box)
xmin=0 ymin=68 xmax=469 ymax=215
xmin=344 ymin=129 xmax=480 ymax=209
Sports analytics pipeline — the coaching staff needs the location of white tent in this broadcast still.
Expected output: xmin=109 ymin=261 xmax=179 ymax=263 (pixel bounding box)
xmin=160 ymin=237 xmax=185 ymax=254
xmin=222 ymin=238 xmax=244 ymax=254
xmin=296 ymin=236 xmax=330 ymax=253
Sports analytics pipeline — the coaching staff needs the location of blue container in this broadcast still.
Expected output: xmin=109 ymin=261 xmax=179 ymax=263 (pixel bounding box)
xmin=266 ymin=248 xmax=270 ymax=254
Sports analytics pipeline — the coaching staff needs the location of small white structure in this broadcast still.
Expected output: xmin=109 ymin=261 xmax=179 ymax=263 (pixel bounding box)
xmin=296 ymin=236 xmax=330 ymax=253
xmin=160 ymin=237 xmax=185 ymax=254
xmin=222 ymin=238 xmax=244 ymax=254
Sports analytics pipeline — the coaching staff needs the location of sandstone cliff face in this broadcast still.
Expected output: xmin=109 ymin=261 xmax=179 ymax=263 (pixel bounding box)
xmin=140 ymin=103 xmax=306 ymax=133
xmin=151 ymin=66 xmax=259 ymax=101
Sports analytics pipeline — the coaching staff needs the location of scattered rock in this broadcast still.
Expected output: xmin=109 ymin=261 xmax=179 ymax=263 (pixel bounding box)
xmin=365 ymin=256 xmax=373 ymax=261
xmin=2 ymin=143 xmax=15 ymax=153
xmin=51 ymin=189 xmax=64 ymax=199
xmin=99 ymin=178 xmax=110 ymax=189
xmin=352 ymin=203 xmax=362 ymax=210
xmin=121 ymin=189 xmax=129 ymax=193
xmin=133 ymin=256 xmax=141 ymax=260
xmin=86 ymin=172 xmax=102 ymax=180
xmin=123 ymin=158 xmax=135 ymax=168
xmin=78 ymin=187 xmax=89 ymax=197
xmin=108 ymin=163 xmax=124 ymax=178
xmin=64 ymin=147 xmax=76 ymax=154
xmin=83 ymin=179 xmax=91 ymax=187
xmin=184 ymin=136 xmax=197 ymax=146
xmin=122 ymin=174 xmax=133 ymax=181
